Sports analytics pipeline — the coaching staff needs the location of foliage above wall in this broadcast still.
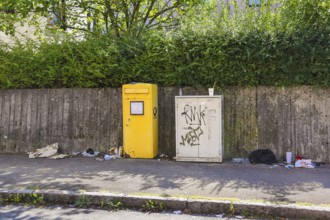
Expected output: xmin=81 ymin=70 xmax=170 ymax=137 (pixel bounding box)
xmin=0 ymin=0 xmax=201 ymax=36
xmin=0 ymin=0 xmax=329 ymax=89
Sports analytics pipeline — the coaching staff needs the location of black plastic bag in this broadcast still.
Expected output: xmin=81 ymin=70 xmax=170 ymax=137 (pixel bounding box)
xmin=248 ymin=149 xmax=277 ymax=165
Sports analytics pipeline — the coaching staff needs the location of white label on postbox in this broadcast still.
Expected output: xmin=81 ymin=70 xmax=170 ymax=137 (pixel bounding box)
xmin=130 ymin=101 xmax=144 ymax=115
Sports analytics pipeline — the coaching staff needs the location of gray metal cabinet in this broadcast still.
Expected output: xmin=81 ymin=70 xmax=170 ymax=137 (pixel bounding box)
xmin=175 ymin=96 xmax=224 ymax=162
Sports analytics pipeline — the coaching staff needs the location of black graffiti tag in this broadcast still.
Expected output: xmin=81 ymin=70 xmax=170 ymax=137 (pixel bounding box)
xmin=180 ymin=126 xmax=204 ymax=147
xmin=181 ymin=105 xmax=206 ymax=126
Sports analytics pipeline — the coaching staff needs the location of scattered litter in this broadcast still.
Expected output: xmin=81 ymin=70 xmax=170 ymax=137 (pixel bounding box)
xmin=96 ymin=153 xmax=121 ymax=161
xmin=104 ymin=155 xmax=112 ymax=160
xmin=28 ymin=143 xmax=71 ymax=160
xmin=81 ymin=148 xmax=99 ymax=157
xmin=173 ymin=210 xmax=182 ymax=215
xmin=158 ymin=154 xmax=171 ymax=161
xmin=235 ymin=215 xmax=244 ymax=219
xmin=285 ymin=164 xmax=295 ymax=169
xmin=118 ymin=146 xmax=123 ymax=156
xmin=286 ymin=151 xmax=293 ymax=164
xmin=295 ymin=159 xmax=315 ymax=168
xmin=108 ymin=147 xmax=117 ymax=155
xmin=82 ymin=151 xmax=99 ymax=157
xmin=232 ymin=158 xmax=248 ymax=163
xmin=248 ymin=149 xmax=277 ymax=165
xmin=50 ymin=154 xmax=70 ymax=159
xmin=296 ymin=154 xmax=302 ymax=160
xmin=82 ymin=148 xmax=100 ymax=157
xmin=86 ymin=148 xmax=94 ymax=154
xmin=108 ymin=147 xmax=123 ymax=157
xmin=215 ymin=214 xmax=224 ymax=218
xmin=312 ymin=162 xmax=322 ymax=167
xmin=28 ymin=143 xmax=59 ymax=159
xmin=270 ymin=164 xmax=278 ymax=168
xmin=72 ymin=152 xmax=82 ymax=156
xmin=159 ymin=154 xmax=168 ymax=158
xmin=28 ymin=145 xmax=122 ymax=161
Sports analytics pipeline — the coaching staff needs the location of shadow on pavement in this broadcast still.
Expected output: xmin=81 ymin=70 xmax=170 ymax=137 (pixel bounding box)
xmin=1 ymin=154 xmax=330 ymax=205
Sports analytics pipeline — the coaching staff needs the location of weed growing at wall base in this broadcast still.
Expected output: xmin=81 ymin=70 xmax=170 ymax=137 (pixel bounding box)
xmin=142 ymin=200 xmax=164 ymax=212
xmin=0 ymin=193 xmax=44 ymax=206
xmin=107 ymin=198 xmax=124 ymax=210
xmin=74 ymin=195 xmax=90 ymax=208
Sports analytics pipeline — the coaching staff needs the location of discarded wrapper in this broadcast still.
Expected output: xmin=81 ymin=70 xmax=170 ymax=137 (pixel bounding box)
xmin=295 ymin=159 xmax=314 ymax=168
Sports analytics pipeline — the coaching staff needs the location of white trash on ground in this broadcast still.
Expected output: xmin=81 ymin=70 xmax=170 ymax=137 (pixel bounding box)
xmin=28 ymin=143 xmax=59 ymax=159
xmin=28 ymin=143 xmax=70 ymax=159
xmin=295 ymin=159 xmax=315 ymax=168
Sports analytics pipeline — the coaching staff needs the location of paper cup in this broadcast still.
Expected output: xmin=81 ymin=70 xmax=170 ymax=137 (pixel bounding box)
xmin=208 ymin=88 xmax=214 ymax=96
xmin=286 ymin=152 xmax=292 ymax=164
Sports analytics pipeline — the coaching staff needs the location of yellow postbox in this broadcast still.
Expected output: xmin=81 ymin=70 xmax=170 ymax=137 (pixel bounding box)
xmin=122 ymin=83 xmax=158 ymax=158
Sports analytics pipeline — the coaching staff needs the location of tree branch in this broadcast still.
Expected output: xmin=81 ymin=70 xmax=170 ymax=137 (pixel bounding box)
xmin=104 ymin=0 xmax=120 ymax=36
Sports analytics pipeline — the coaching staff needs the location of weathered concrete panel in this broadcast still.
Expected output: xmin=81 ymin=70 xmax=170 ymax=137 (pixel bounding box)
xmin=223 ymin=87 xmax=258 ymax=159
xmin=158 ymin=87 xmax=179 ymax=157
xmin=256 ymin=86 xmax=330 ymax=162
xmin=257 ymin=87 xmax=290 ymax=160
xmin=289 ymin=87 xmax=330 ymax=163
xmin=0 ymin=89 xmax=122 ymax=154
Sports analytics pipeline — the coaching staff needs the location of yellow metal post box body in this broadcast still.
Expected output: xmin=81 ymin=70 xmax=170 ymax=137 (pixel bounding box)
xmin=122 ymin=83 xmax=158 ymax=158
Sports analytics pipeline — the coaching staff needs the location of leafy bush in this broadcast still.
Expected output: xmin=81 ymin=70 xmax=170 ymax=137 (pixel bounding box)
xmin=0 ymin=0 xmax=329 ymax=89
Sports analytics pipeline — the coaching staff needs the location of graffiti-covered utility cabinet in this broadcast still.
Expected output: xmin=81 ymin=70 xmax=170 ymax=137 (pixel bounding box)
xmin=175 ymin=96 xmax=224 ymax=162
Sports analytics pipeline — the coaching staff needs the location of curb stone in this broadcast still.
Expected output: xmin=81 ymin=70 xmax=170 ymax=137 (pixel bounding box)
xmin=1 ymin=189 xmax=330 ymax=219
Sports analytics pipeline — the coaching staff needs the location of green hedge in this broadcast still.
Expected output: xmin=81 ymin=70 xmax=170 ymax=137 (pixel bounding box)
xmin=0 ymin=0 xmax=329 ymax=89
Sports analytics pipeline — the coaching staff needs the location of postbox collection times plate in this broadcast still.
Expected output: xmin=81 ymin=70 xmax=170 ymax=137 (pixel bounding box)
xmin=130 ymin=101 xmax=144 ymax=115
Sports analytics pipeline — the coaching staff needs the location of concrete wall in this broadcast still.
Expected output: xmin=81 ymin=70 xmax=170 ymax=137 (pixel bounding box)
xmin=0 ymin=87 xmax=329 ymax=163
xmin=0 ymin=89 xmax=122 ymax=153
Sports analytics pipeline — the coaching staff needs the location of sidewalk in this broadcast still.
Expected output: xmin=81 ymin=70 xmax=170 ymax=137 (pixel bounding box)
xmin=1 ymin=154 xmax=330 ymax=218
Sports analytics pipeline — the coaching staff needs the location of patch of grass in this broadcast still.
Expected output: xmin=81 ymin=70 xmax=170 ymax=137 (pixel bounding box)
xmin=142 ymin=200 xmax=164 ymax=212
xmin=10 ymin=194 xmax=22 ymax=204
xmin=0 ymin=193 xmax=23 ymax=205
xmin=100 ymin=200 xmax=105 ymax=209
xmin=29 ymin=193 xmax=44 ymax=206
xmin=107 ymin=198 xmax=124 ymax=210
xmin=74 ymin=195 xmax=90 ymax=208
xmin=241 ymin=209 xmax=254 ymax=218
xmin=229 ymin=201 xmax=235 ymax=215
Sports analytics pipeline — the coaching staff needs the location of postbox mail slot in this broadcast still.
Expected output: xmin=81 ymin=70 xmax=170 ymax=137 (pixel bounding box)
xmin=124 ymin=88 xmax=149 ymax=94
